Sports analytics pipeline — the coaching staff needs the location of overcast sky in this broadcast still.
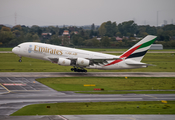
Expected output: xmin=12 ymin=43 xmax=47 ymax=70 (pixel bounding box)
xmin=0 ymin=0 xmax=175 ymax=26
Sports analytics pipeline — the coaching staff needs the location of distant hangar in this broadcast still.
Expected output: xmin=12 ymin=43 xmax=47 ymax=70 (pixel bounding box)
xmin=150 ymin=44 xmax=163 ymax=50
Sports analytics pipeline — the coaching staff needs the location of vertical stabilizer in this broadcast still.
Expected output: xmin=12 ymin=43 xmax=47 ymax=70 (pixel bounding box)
xmin=120 ymin=35 xmax=157 ymax=62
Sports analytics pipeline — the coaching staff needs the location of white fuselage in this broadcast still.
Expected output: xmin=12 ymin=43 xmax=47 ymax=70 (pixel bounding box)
xmin=12 ymin=42 xmax=147 ymax=70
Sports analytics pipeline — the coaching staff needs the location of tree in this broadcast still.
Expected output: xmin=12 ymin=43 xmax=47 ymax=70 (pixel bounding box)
xmin=99 ymin=22 xmax=106 ymax=37
xmin=21 ymin=25 xmax=30 ymax=34
xmin=89 ymin=30 xmax=94 ymax=38
xmin=101 ymin=36 xmax=110 ymax=47
xmin=32 ymin=34 xmax=40 ymax=42
xmin=163 ymin=24 xmax=175 ymax=31
xmin=116 ymin=32 xmax=122 ymax=37
xmin=91 ymin=37 xmax=100 ymax=47
xmin=77 ymin=37 xmax=84 ymax=46
xmin=79 ymin=30 xmax=85 ymax=37
xmin=146 ymin=25 xmax=157 ymax=35
xmin=71 ymin=34 xmax=84 ymax=46
xmin=99 ymin=21 xmax=118 ymax=37
xmin=50 ymin=35 xmax=61 ymax=45
xmin=72 ymin=34 xmax=79 ymax=45
xmin=30 ymin=25 xmax=41 ymax=35
xmin=25 ymin=33 xmax=33 ymax=42
xmin=91 ymin=23 xmax=95 ymax=30
xmin=118 ymin=20 xmax=138 ymax=36
xmin=8 ymin=39 xmax=18 ymax=47
xmin=105 ymin=21 xmax=117 ymax=37
xmin=0 ymin=30 xmax=14 ymax=46
xmin=12 ymin=25 xmax=22 ymax=31
xmin=61 ymin=36 xmax=70 ymax=46
xmin=13 ymin=30 xmax=22 ymax=37
xmin=1 ymin=26 xmax=11 ymax=31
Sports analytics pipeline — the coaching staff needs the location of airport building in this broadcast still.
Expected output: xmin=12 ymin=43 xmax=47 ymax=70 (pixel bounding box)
xmin=150 ymin=44 xmax=163 ymax=50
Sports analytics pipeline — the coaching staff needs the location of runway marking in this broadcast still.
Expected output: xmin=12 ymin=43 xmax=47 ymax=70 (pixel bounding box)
xmin=129 ymin=117 xmax=136 ymax=120
xmin=12 ymin=90 xmax=40 ymax=91
xmin=144 ymin=94 xmax=157 ymax=98
xmin=3 ymin=83 xmax=26 ymax=86
xmin=0 ymin=83 xmax=11 ymax=93
xmin=58 ymin=115 xmax=68 ymax=120
xmin=123 ymin=117 xmax=136 ymax=120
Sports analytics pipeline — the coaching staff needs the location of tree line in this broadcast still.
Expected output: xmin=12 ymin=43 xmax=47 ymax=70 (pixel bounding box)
xmin=0 ymin=20 xmax=175 ymax=48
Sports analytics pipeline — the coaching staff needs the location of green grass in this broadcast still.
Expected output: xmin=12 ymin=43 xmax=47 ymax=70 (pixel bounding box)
xmin=0 ymin=53 xmax=175 ymax=72
xmin=0 ymin=53 xmax=73 ymax=72
xmin=0 ymin=48 xmax=12 ymax=51
xmin=36 ymin=77 xmax=175 ymax=91
xmin=11 ymin=101 xmax=175 ymax=115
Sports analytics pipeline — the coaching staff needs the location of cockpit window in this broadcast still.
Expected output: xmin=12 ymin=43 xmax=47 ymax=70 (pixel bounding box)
xmin=17 ymin=46 xmax=20 ymax=48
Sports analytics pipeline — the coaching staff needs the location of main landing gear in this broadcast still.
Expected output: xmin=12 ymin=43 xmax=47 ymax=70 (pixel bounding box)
xmin=71 ymin=67 xmax=87 ymax=72
xmin=18 ymin=57 xmax=22 ymax=62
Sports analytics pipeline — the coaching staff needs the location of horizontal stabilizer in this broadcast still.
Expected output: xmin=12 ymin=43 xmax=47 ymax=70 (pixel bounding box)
xmin=125 ymin=59 xmax=155 ymax=66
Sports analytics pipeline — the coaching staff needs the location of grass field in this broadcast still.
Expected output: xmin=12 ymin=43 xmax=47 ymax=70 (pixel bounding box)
xmin=11 ymin=101 xmax=175 ymax=115
xmin=0 ymin=53 xmax=175 ymax=72
xmin=36 ymin=77 xmax=175 ymax=92
xmin=0 ymin=48 xmax=12 ymax=51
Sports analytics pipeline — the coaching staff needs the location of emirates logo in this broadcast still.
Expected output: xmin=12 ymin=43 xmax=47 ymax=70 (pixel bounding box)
xmin=28 ymin=45 xmax=32 ymax=53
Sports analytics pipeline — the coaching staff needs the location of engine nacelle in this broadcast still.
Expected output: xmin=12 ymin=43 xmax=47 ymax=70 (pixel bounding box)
xmin=76 ymin=58 xmax=90 ymax=66
xmin=58 ymin=58 xmax=71 ymax=66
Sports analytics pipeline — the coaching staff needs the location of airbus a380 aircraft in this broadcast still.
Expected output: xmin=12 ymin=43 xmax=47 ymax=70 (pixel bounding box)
xmin=12 ymin=35 xmax=157 ymax=72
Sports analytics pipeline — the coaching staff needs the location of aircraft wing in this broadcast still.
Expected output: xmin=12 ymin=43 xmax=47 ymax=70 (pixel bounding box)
xmin=47 ymin=57 xmax=121 ymax=65
xmin=87 ymin=57 xmax=121 ymax=65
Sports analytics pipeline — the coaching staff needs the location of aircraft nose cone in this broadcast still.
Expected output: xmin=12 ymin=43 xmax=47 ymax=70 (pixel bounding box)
xmin=12 ymin=47 xmax=18 ymax=54
xmin=12 ymin=47 xmax=15 ymax=53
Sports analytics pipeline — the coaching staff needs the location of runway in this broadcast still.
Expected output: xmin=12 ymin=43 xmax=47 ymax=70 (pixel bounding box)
xmin=1 ymin=72 xmax=175 ymax=77
xmin=0 ymin=74 xmax=175 ymax=120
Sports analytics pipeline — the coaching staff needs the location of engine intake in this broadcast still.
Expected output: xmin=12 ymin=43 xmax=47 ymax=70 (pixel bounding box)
xmin=58 ymin=58 xmax=71 ymax=66
xmin=76 ymin=58 xmax=90 ymax=66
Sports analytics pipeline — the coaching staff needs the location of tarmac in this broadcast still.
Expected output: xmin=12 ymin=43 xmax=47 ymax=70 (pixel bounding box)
xmin=1 ymin=72 xmax=175 ymax=77
xmin=0 ymin=73 xmax=175 ymax=120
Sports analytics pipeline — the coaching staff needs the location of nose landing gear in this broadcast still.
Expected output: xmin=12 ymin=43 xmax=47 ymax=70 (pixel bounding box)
xmin=71 ymin=67 xmax=87 ymax=72
xmin=18 ymin=57 xmax=22 ymax=62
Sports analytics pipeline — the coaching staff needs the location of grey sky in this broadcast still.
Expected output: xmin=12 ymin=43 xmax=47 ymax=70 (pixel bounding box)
xmin=0 ymin=0 xmax=175 ymax=26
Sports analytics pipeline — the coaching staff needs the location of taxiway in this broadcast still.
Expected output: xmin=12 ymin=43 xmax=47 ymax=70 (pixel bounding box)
xmin=1 ymin=72 xmax=175 ymax=77
xmin=0 ymin=73 xmax=175 ymax=120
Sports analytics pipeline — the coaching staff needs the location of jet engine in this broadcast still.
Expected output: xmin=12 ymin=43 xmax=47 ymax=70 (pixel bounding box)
xmin=76 ymin=58 xmax=90 ymax=66
xmin=58 ymin=58 xmax=71 ymax=66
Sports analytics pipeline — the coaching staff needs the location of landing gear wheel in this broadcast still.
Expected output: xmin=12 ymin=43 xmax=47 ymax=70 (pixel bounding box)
xmin=19 ymin=59 xmax=22 ymax=62
xmin=74 ymin=68 xmax=77 ymax=72
xmin=71 ymin=67 xmax=87 ymax=72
